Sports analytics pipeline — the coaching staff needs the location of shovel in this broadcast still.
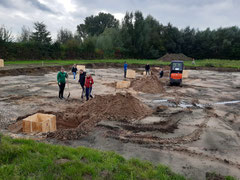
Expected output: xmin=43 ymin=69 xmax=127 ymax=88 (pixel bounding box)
xmin=67 ymin=78 xmax=70 ymax=99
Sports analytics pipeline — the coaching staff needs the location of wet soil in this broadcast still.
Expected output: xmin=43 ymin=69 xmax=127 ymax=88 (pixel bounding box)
xmin=1 ymin=67 xmax=240 ymax=179
xmin=47 ymin=93 xmax=152 ymax=140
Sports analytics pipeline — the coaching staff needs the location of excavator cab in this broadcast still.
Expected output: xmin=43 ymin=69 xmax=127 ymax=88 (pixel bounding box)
xmin=170 ymin=60 xmax=184 ymax=85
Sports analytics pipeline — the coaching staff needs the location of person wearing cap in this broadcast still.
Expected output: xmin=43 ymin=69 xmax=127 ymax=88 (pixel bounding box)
xmin=57 ymin=67 xmax=68 ymax=99
xmin=79 ymin=69 xmax=86 ymax=99
xmin=72 ymin=64 xmax=77 ymax=80
xmin=84 ymin=72 xmax=94 ymax=101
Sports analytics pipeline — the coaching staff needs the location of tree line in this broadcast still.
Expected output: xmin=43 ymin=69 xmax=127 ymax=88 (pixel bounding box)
xmin=1 ymin=11 xmax=240 ymax=60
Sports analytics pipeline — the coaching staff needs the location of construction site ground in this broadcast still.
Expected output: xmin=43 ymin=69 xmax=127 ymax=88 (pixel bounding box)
xmin=0 ymin=65 xmax=240 ymax=180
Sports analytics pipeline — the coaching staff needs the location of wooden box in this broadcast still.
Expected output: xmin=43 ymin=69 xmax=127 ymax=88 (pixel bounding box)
xmin=23 ymin=113 xmax=56 ymax=133
xmin=0 ymin=59 xmax=4 ymax=67
xmin=116 ymin=81 xmax=131 ymax=89
xmin=182 ymin=70 xmax=189 ymax=78
xmin=77 ymin=65 xmax=86 ymax=72
xmin=126 ymin=69 xmax=136 ymax=79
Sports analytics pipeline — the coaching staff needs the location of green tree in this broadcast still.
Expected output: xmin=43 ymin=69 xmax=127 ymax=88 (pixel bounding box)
xmin=17 ymin=26 xmax=31 ymax=42
xmin=0 ymin=25 xmax=13 ymax=43
xmin=142 ymin=15 xmax=165 ymax=58
xmin=96 ymin=28 xmax=123 ymax=58
xmin=57 ymin=28 xmax=73 ymax=44
xmin=181 ymin=26 xmax=196 ymax=57
xmin=133 ymin=11 xmax=145 ymax=58
xmin=77 ymin=12 xmax=119 ymax=38
xmin=120 ymin=12 xmax=134 ymax=58
xmin=30 ymin=22 xmax=52 ymax=44
xmin=162 ymin=23 xmax=183 ymax=53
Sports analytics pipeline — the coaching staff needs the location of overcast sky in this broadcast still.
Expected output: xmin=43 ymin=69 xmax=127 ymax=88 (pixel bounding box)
xmin=0 ymin=0 xmax=240 ymax=40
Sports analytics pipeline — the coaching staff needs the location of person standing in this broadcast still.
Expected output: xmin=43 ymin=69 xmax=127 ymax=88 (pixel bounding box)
xmin=159 ymin=68 xmax=164 ymax=78
xmin=79 ymin=69 xmax=86 ymax=99
xmin=57 ymin=67 xmax=68 ymax=99
xmin=84 ymin=73 xmax=94 ymax=101
xmin=145 ymin=64 xmax=150 ymax=75
xmin=192 ymin=58 xmax=196 ymax=65
xmin=124 ymin=61 xmax=128 ymax=78
xmin=72 ymin=64 xmax=77 ymax=80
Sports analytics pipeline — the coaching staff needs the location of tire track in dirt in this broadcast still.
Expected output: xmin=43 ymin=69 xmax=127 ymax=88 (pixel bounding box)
xmin=105 ymin=109 xmax=216 ymax=146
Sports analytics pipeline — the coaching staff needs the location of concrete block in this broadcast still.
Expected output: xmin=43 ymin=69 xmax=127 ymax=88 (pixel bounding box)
xmin=77 ymin=65 xmax=86 ymax=72
xmin=182 ymin=70 xmax=189 ymax=78
xmin=116 ymin=81 xmax=131 ymax=89
xmin=23 ymin=113 xmax=56 ymax=133
xmin=0 ymin=59 xmax=4 ymax=67
xmin=126 ymin=69 xmax=136 ymax=79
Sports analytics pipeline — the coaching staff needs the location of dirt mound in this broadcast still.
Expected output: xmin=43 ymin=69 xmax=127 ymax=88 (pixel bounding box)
xmin=131 ymin=75 xmax=165 ymax=94
xmin=48 ymin=93 xmax=152 ymax=140
xmin=159 ymin=53 xmax=192 ymax=61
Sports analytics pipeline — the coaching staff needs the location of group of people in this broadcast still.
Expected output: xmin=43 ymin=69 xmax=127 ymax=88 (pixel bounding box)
xmin=124 ymin=62 xmax=164 ymax=78
xmin=57 ymin=65 xmax=94 ymax=101
xmin=57 ymin=62 xmax=165 ymax=100
xmin=145 ymin=63 xmax=164 ymax=78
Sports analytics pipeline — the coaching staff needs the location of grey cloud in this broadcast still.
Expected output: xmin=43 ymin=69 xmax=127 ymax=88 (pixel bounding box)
xmin=25 ymin=0 xmax=56 ymax=14
xmin=0 ymin=0 xmax=16 ymax=8
xmin=1 ymin=0 xmax=240 ymax=39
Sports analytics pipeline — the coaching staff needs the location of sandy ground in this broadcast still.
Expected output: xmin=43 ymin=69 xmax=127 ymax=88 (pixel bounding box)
xmin=0 ymin=67 xmax=240 ymax=179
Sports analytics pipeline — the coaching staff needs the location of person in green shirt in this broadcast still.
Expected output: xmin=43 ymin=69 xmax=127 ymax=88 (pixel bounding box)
xmin=57 ymin=67 xmax=68 ymax=99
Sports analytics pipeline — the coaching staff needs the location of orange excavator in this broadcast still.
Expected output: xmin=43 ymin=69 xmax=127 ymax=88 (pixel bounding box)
xmin=169 ymin=60 xmax=184 ymax=85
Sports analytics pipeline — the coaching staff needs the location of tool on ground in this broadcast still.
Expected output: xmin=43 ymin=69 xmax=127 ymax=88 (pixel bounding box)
xmin=169 ymin=60 xmax=184 ymax=86
xmin=67 ymin=78 xmax=70 ymax=99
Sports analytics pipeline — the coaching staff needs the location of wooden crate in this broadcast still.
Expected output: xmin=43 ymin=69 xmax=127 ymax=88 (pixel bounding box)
xmin=116 ymin=81 xmax=131 ymax=89
xmin=126 ymin=69 xmax=136 ymax=79
xmin=182 ymin=70 xmax=189 ymax=78
xmin=77 ymin=65 xmax=86 ymax=72
xmin=0 ymin=59 xmax=4 ymax=67
xmin=23 ymin=113 xmax=56 ymax=133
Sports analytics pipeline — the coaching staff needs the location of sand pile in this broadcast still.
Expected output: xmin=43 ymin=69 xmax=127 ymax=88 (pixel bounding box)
xmin=48 ymin=93 xmax=152 ymax=140
xmin=131 ymin=75 xmax=165 ymax=94
xmin=159 ymin=53 xmax=192 ymax=61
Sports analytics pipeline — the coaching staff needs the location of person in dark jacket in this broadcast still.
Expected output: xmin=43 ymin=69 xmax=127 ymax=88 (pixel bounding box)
xmin=78 ymin=69 xmax=86 ymax=99
xmin=85 ymin=73 xmax=94 ymax=101
xmin=72 ymin=64 xmax=77 ymax=80
xmin=57 ymin=67 xmax=68 ymax=99
xmin=159 ymin=68 xmax=164 ymax=78
xmin=145 ymin=64 xmax=150 ymax=75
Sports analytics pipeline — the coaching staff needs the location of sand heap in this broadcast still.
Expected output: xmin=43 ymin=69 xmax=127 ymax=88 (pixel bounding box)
xmin=48 ymin=93 xmax=152 ymax=140
xmin=131 ymin=74 xmax=165 ymax=94
xmin=159 ymin=53 xmax=192 ymax=61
